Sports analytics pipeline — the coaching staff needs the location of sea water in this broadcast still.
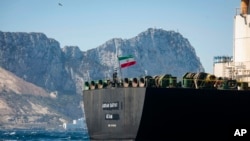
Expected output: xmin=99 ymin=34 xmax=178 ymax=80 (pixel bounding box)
xmin=0 ymin=129 xmax=89 ymax=141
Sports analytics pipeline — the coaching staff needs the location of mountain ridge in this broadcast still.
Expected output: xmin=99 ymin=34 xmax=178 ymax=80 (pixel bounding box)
xmin=91 ymin=28 xmax=204 ymax=78
xmin=0 ymin=28 xmax=204 ymax=95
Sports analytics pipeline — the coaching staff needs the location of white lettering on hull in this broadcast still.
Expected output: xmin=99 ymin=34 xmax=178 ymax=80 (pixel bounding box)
xmin=102 ymin=102 xmax=119 ymax=110
xmin=108 ymin=124 xmax=117 ymax=127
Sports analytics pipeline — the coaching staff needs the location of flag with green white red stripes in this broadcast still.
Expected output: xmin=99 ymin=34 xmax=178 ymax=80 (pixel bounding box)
xmin=118 ymin=55 xmax=136 ymax=68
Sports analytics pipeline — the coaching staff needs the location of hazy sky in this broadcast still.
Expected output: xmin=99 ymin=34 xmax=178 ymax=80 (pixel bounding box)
xmin=0 ymin=0 xmax=240 ymax=73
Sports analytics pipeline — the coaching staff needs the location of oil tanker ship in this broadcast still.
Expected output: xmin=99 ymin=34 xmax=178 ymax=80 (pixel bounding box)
xmin=83 ymin=1 xmax=250 ymax=140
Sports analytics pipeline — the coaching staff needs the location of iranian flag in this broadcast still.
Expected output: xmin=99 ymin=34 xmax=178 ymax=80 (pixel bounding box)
xmin=118 ymin=55 xmax=136 ymax=68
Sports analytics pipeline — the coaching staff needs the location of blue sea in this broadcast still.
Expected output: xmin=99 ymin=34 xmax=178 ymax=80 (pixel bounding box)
xmin=0 ymin=129 xmax=89 ymax=141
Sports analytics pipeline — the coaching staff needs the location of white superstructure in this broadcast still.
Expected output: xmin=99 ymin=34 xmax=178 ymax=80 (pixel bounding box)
xmin=214 ymin=0 xmax=250 ymax=85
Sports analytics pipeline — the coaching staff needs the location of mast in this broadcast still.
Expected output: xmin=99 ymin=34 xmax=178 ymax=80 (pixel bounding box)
xmin=114 ymin=39 xmax=123 ymax=81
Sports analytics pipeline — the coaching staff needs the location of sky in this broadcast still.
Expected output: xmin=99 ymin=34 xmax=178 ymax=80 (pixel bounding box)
xmin=0 ymin=0 xmax=240 ymax=73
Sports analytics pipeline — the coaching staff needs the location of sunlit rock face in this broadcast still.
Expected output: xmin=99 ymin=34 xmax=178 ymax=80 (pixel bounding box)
xmin=0 ymin=28 xmax=204 ymax=94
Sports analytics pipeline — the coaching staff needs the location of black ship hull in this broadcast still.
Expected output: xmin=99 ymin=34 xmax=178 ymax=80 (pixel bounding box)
xmin=83 ymin=87 xmax=250 ymax=141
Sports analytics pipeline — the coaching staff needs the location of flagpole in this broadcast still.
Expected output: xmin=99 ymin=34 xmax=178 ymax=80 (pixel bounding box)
xmin=117 ymin=55 xmax=123 ymax=82
xmin=116 ymin=42 xmax=123 ymax=84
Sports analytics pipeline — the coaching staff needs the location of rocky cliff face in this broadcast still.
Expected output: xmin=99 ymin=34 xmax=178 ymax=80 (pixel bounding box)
xmin=0 ymin=28 xmax=204 ymax=95
xmin=0 ymin=32 xmax=75 ymax=94
xmin=91 ymin=28 xmax=204 ymax=79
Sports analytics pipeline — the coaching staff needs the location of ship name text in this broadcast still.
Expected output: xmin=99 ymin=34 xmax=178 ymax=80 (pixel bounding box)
xmin=102 ymin=102 xmax=119 ymax=110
